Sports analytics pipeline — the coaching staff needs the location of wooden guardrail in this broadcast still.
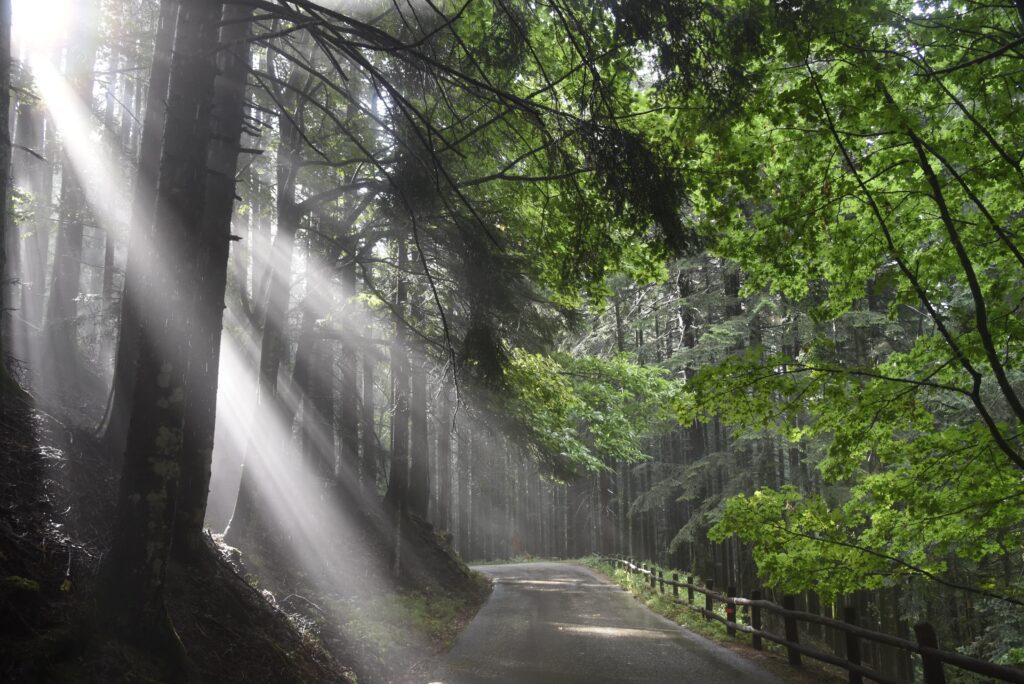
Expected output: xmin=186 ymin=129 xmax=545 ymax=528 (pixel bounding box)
xmin=604 ymin=556 xmax=1024 ymax=684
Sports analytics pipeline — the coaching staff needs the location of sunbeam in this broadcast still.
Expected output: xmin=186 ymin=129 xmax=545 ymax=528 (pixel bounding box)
xmin=11 ymin=0 xmax=72 ymax=53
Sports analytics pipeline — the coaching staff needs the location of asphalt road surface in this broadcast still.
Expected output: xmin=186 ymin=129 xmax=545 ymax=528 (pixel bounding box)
xmin=438 ymin=562 xmax=784 ymax=684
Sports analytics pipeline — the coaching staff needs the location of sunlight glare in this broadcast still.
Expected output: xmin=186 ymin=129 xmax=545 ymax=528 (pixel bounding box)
xmin=12 ymin=0 xmax=72 ymax=53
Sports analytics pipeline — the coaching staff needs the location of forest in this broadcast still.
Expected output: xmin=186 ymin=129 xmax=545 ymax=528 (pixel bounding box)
xmin=0 ymin=0 xmax=1022 ymax=682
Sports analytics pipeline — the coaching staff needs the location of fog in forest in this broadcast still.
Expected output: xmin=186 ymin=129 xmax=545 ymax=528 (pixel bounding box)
xmin=2 ymin=1 xmax=1023 ymax=683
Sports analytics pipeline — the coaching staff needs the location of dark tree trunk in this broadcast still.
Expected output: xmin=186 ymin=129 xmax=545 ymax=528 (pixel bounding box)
xmin=14 ymin=99 xmax=45 ymax=337
xmin=171 ymin=3 xmax=253 ymax=563
xmin=361 ymin=351 xmax=378 ymax=489
xmin=384 ymin=239 xmax=410 ymax=511
xmin=99 ymin=45 xmax=121 ymax=368
xmin=407 ymin=349 xmax=429 ymax=519
xmin=99 ymin=0 xmax=176 ymax=453
xmin=338 ymin=258 xmax=360 ymax=475
xmin=0 ymin=0 xmax=14 ymax=397
xmin=95 ymin=0 xmax=223 ymax=672
xmin=383 ymin=240 xmax=410 ymax=573
xmin=598 ymin=469 xmax=613 ymax=553
xmin=457 ymin=427 xmax=471 ymax=557
xmin=224 ymin=41 xmax=306 ymax=547
xmin=435 ymin=386 xmax=452 ymax=532
xmin=293 ymin=288 xmax=334 ymax=480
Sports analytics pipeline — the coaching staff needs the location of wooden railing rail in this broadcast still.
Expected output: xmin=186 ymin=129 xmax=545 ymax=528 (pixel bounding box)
xmin=602 ymin=556 xmax=1024 ymax=684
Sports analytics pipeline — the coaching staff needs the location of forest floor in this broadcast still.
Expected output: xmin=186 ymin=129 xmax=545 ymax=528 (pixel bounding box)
xmin=218 ymin=498 xmax=492 ymax=683
xmin=0 ymin=394 xmax=350 ymax=683
xmin=0 ymin=378 xmax=492 ymax=683
xmin=581 ymin=557 xmax=849 ymax=684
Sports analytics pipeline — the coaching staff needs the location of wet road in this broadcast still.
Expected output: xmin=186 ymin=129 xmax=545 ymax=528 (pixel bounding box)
xmin=438 ymin=562 xmax=783 ymax=684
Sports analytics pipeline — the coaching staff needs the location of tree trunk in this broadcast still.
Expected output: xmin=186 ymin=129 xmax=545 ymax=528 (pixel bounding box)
xmin=598 ymin=469 xmax=613 ymax=554
xmin=99 ymin=44 xmax=120 ymax=369
xmin=95 ymin=0 xmax=223 ymax=672
xmin=408 ymin=348 xmax=429 ymax=519
xmin=435 ymin=386 xmax=452 ymax=532
xmin=14 ymin=99 xmax=45 ymax=339
xmin=384 ymin=239 xmax=410 ymax=510
xmin=361 ymin=350 xmax=378 ymax=489
xmin=384 ymin=240 xmax=410 ymax=572
xmin=0 ymin=0 xmax=16 ymax=398
xmin=171 ymin=3 xmax=253 ymax=563
xmin=99 ymin=0 xmax=176 ymax=453
xmin=457 ymin=427 xmax=471 ymax=557
xmin=224 ymin=40 xmax=306 ymax=548
xmin=338 ymin=257 xmax=360 ymax=476
xmin=293 ymin=289 xmax=334 ymax=480
xmin=44 ymin=0 xmax=99 ymax=390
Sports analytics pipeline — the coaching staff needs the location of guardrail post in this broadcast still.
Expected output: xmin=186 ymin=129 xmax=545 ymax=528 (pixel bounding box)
xmin=671 ymin=573 xmax=679 ymax=599
xmin=726 ymin=586 xmax=737 ymax=636
xmin=914 ymin=622 xmax=946 ymax=684
xmin=844 ymin=605 xmax=862 ymax=684
xmin=750 ymin=590 xmax=762 ymax=650
xmin=658 ymin=571 xmax=664 ymax=594
xmin=704 ymin=580 xmax=713 ymax=621
xmin=687 ymin=575 xmax=694 ymax=604
xmin=782 ymin=595 xmax=801 ymax=666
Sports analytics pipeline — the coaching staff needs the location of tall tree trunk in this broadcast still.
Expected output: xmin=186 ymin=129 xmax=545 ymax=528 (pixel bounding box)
xmin=293 ymin=285 xmax=334 ymax=480
xmin=435 ymin=385 xmax=452 ymax=532
xmin=384 ymin=240 xmax=409 ymax=572
xmin=0 ymin=0 xmax=16 ymax=398
xmin=224 ymin=38 xmax=307 ymax=547
xmin=457 ymin=427 xmax=471 ymax=557
xmin=44 ymin=0 xmax=99 ymax=390
xmin=407 ymin=348 xmax=429 ymax=519
xmin=14 ymin=99 xmax=45 ymax=339
xmin=361 ymin=350 xmax=378 ymax=489
xmin=99 ymin=0 xmax=176 ymax=452
xmin=338 ymin=257 xmax=360 ymax=476
xmin=99 ymin=43 xmax=120 ymax=369
xmin=95 ymin=0 xmax=223 ymax=671
xmin=598 ymin=469 xmax=613 ymax=554
xmin=171 ymin=3 xmax=253 ymax=563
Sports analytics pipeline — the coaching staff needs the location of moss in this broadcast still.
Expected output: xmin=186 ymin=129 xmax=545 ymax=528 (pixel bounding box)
xmin=1 ymin=575 xmax=41 ymax=593
xmin=396 ymin=578 xmax=489 ymax=649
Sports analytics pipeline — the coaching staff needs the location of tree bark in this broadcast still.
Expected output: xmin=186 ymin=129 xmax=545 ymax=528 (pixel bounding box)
xmin=338 ymin=257 xmax=360 ymax=475
xmin=0 ymin=0 xmax=16 ymax=398
xmin=457 ymin=427 xmax=471 ymax=557
xmin=13 ymin=99 xmax=45 ymax=338
xmin=408 ymin=347 xmax=429 ymax=519
xmin=96 ymin=0 xmax=223 ymax=671
xmin=171 ymin=3 xmax=254 ymax=563
xmin=435 ymin=385 xmax=452 ymax=532
xmin=224 ymin=37 xmax=307 ymax=548
xmin=384 ymin=240 xmax=410 ymax=573
xmin=384 ymin=239 xmax=410 ymax=511
xmin=361 ymin=350 xmax=378 ymax=489
xmin=99 ymin=0 xmax=177 ymax=452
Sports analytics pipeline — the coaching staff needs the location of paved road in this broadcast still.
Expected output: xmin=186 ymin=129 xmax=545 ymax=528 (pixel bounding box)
xmin=438 ymin=562 xmax=783 ymax=684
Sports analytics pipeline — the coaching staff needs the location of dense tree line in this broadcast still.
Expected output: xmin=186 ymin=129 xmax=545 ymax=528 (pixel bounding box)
xmin=0 ymin=0 xmax=685 ymax=677
xmin=0 ymin=0 xmax=1021 ymax=681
